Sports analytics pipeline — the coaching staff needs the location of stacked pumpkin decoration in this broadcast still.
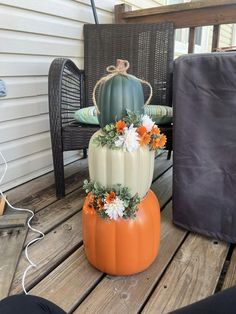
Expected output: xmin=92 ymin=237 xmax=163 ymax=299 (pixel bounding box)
xmin=82 ymin=59 xmax=166 ymax=275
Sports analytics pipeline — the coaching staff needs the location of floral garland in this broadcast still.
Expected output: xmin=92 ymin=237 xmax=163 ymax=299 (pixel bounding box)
xmin=93 ymin=112 xmax=167 ymax=152
xmin=83 ymin=180 xmax=140 ymax=220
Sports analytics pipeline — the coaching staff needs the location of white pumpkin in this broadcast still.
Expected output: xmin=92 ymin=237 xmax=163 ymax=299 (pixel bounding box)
xmin=88 ymin=131 xmax=155 ymax=198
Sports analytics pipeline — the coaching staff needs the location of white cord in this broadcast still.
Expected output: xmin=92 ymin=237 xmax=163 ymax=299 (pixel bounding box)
xmin=0 ymin=151 xmax=45 ymax=294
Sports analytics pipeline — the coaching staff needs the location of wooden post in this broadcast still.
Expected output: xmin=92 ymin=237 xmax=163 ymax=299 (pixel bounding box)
xmin=0 ymin=196 xmax=6 ymax=216
xmin=114 ymin=4 xmax=132 ymax=24
xmin=188 ymin=27 xmax=196 ymax=53
xmin=212 ymin=25 xmax=220 ymax=51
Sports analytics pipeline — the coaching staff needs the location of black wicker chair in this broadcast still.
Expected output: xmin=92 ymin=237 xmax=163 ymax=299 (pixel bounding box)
xmin=49 ymin=23 xmax=174 ymax=197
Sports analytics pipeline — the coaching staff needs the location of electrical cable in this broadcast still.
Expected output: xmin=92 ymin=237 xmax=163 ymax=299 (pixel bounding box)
xmin=0 ymin=151 xmax=45 ymax=294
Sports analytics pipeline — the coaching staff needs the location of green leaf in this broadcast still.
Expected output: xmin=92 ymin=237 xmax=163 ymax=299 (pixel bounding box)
xmin=82 ymin=179 xmax=141 ymax=220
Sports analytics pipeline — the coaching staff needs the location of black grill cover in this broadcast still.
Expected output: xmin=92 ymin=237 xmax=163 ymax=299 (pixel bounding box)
xmin=173 ymin=52 xmax=236 ymax=243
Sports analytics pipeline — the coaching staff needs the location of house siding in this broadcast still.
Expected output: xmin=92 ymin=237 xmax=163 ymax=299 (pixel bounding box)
xmin=123 ymin=0 xmax=163 ymax=9
xmin=220 ymin=24 xmax=234 ymax=47
xmin=0 ymin=0 xmax=115 ymax=191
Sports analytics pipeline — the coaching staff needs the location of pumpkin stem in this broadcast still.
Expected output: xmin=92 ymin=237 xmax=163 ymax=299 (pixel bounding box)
xmin=116 ymin=59 xmax=129 ymax=74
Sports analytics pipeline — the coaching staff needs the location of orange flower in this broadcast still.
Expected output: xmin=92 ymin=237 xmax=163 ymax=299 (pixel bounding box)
xmin=159 ymin=134 xmax=167 ymax=148
xmin=116 ymin=120 xmax=126 ymax=133
xmin=151 ymin=126 xmax=161 ymax=135
xmin=151 ymin=135 xmax=167 ymax=149
xmin=105 ymin=191 xmax=116 ymax=203
xmin=137 ymin=125 xmax=147 ymax=136
xmin=96 ymin=198 xmax=104 ymax=211
xmin=88 ymin=193 xmax=95 ymax=207
xmin=139 ymin=133 xmax=151 ymax=146
xmin=151 ymin=138 xmax=160 ymax=149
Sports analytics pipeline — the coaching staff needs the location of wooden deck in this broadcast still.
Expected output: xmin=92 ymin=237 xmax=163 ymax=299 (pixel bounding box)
xmin=1 ymin=151 xmax=236 ymax=313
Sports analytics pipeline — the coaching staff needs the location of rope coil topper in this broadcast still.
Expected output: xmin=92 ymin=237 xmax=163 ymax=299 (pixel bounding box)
xmin=92 ymin=59 xmax=153 ymax=114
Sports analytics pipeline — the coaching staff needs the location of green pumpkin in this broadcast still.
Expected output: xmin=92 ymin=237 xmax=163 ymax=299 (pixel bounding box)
xmin=97 ymin=74 xmax=145 ymax=128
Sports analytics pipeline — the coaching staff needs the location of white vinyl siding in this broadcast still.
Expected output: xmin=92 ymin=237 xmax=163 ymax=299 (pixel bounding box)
xmin=0 ymin=0 xmax=115 ymax=191
xmin=220 ymin=24 xmax=234 ymax=47
xmin=123 ymin=0 xmax=163 ymax=9
xmin=232 ymin=25 xmax=236 ymax=45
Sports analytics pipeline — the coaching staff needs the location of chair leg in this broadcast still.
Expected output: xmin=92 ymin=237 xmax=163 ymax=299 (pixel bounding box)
xmin=167 ymin=149 xmax=172 ymax=160
xmin=52 ymin=147 xmax=65 ymax=198
xmin=83 ymin=148 xmax=88 ymax=159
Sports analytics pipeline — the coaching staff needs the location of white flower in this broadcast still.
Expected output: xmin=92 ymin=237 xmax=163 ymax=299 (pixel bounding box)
xmin=141 ymin=114 xmax=155 ymax=132
xmin=115 ymin=124 xmax=140 ymax=152
xmin=104 ymin=197 xmax=125 ymax=220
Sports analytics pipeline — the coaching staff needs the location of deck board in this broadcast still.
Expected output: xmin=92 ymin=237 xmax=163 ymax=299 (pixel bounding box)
xmin=151 ymin=167 xmax=172 ymax=208
xmin=13 ymin=158 xmax=88 ymax=213
xmin=9 ymin=210 xmax=83 ymax=295
xmin=222 ymin=247 xmax=236 ymax=290
xmin=6 ymin=157 xmax=86 ymax=207
xmin=1 ymin=157 xmax=87 ymax=299
xmin=30 ymin=247 xmax=103 ymax=312
xmin=142 ymin=235 xmax=229 ymax=313
xmin=25 ymin=187 xmax=84 ymax=244
xmin=1 ymin=152 xmax=232 ymax=313
xmin=0 ymin=227 xmax=27 ymax=299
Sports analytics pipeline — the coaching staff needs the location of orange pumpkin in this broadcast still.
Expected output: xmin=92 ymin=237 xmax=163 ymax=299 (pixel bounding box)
xmin=82 ymin=189 xmax=160 ymax=275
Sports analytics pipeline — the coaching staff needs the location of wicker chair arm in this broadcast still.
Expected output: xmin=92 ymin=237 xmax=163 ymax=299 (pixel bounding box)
xmin=48 ymin=58 xmax=85 ymax=197
xmin=48 ymin=58 xmax=84 ymax=129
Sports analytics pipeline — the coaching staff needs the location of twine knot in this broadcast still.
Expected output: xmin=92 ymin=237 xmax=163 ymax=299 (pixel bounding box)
xmin=106 ymin=59 xmax=130 ymax=75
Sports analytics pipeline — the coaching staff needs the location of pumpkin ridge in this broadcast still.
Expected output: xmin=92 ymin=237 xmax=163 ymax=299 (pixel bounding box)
xmin=121 ymin=75 xmax=127 ymax=118
xmin=94 ymin=208 xmax=99 ymax=270
xmin=121 ymin=150 xmax=125 ymax=190
xmin=148 ymin=151 xmax=155 ymax=189
xmin=149 ymin=192 xmax=156 ymax=262
xmin=98 ymin=82 xmax=105 ymax=127
xmin=137 ymin=212 xmax=142 ymax=270
xmin=114 ymin=219 xmax=118 ymax=274
xmin=131 ymin=79 xmax=136 ymax=113
xmin=96 ymin=71 xmax=145 ymax=127
xmin=88 ymin=131 xmax=155 ymax=198
xmin=113 ymin=76 xmax=122 ymax=122
xmin=106 ymin=80 xmax=112 ymax=126
xmin=134 ymin=149 xmax=140 ymax=194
